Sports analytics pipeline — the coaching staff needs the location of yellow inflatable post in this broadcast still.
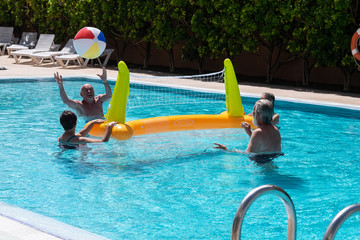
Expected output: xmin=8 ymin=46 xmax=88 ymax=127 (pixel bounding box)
xmin=105 ymin=61 xmax=130 ymax=123
xmin=224 ymin=58 xmax=244 ymax=117
xmin=88 ymin=61 xmax=134 ymax=140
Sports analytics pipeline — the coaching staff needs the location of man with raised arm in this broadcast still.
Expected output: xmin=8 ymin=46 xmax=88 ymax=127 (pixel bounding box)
xmin=54 ymin=67 xmax=112 ymax=121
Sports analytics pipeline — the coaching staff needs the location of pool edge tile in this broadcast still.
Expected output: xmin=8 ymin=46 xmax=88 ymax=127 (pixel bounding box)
xmin=0 ymin=202 xmax=111 ymax=240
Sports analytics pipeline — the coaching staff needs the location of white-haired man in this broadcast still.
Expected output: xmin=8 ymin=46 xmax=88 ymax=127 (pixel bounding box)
xmin=214 ymin=99 xmax=281 ymax=153
xmin=54 ymin=67 xmax=112 ymax=121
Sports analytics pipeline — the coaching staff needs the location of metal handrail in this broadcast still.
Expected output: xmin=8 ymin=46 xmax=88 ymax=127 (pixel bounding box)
xmin=231 ymin=185 xmax=297 ymax=240
xmin=323 ymin=204 xmax=360 ymax=240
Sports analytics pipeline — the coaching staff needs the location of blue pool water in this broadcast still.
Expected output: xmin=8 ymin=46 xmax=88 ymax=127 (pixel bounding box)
xmin=0 ymin=78 xmax=359 ymax=239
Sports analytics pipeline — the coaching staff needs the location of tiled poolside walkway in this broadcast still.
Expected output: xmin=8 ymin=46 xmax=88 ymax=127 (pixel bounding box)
xmin=1 ymin=55 xmax=360 ymax=108
xmin=0 ymin=55 xmax=359 ymax=239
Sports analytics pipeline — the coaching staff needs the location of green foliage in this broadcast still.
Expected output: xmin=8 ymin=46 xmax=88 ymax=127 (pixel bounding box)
xmin=193 ymin=0 xmax=244 ymax=58
xmin=0 ymin=0 xmax=14 ymax=26
xmin=236 ymin=0 xmax=302 ymax=82
xmin=0 ymin=0 xmax=33 ymax=29
xmin=0 ymin=0 xmax=358 ymax=89
xmin=151 ymin=2 xmax=186 ymax=50
xmin=305 ymin=0 xmax=352 ymax=67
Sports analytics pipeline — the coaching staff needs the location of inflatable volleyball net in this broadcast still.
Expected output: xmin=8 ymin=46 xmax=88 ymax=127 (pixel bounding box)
xmin=88 ymin=59 xmax=252 ymax=140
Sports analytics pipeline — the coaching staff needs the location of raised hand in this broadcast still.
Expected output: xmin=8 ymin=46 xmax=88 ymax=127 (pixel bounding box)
xmin=97 ymin=67 xmax=107 ymax=83
xmin=54 ymin=72 xmax=63 ymax=85
xmin=241 ymin=122 xmax=252 ymax=137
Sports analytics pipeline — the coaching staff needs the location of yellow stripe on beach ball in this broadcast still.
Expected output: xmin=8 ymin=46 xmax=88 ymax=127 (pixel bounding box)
xmin=82 ymin=43 xmax=99 ymax=59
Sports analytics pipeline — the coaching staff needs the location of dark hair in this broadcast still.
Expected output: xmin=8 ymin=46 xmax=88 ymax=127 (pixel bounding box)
xmin=261 ymin=92 xmax=275 ymax=105
xmin=60 ymin=111 xmax=77 ymax=130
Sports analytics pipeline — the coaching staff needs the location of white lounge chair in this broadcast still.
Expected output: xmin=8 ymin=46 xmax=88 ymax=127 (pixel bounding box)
xmin=55 ymin=54 xmax=85 ymax=68
xmin=11 ymin=34 xmax=55 ymax=63
xmin=0 ymin=27 xmax=14 ymax=55
xmin=30 ymin=39 xmax=75 ymax=65
xmin=6 ymin=32 xmax=37 ymax=55
xmin=83 ymin=48 xmax=114 ymax=67
xmin=55 ymin=48 xmax=114 ymax=68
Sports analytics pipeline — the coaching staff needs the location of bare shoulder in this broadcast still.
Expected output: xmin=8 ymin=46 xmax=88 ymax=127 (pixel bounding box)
xmin=68 ymin=135 xmax=80 ymax=142
xmin=252 ymin=128 xmax=263 ymax=136
xmin=96 ymin=93 xmax=107 ymax=102
xmin=272 ymin=125 xmax=281 ymax=134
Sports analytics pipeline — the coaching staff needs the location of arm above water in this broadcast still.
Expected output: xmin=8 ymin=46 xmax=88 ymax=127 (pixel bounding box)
xmin=97 ymin=67 xmax=112 ymax=103
xmin=241 ymin=122 xmax=252 ymax=137
xmin=213 ymin=143 xmax=244 ymax=153
xmin=272 ymin=113 xmax=279 ymax=125
xmin=77 ymin=121 xmax=117 ymax=143
xmin=54 ymin=72 xmax=83 ymax=112
xmin=213 ymin=142 xmax=229 ymax=151
xmin=78 ymin=119 xmax=105 ymax=137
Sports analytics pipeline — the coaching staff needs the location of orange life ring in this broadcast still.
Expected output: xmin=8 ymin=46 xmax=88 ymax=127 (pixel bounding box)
xmin=351 ymin=28 xmax=360 ymax=60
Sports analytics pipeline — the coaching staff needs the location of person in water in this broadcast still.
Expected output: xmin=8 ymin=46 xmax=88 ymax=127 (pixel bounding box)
xmin=214 ymin=99 xmax=281 ymax=154
xmin=54 ymin=67 xmax=112 ymax=121
xmin=244 ymin=92 xmax=279 ymax=137
xmin=58 ymin=110 xmax=117 ymax=149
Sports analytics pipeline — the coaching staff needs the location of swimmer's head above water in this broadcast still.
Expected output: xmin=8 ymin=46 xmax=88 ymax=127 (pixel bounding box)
xmin=60 ymin=110 xmax=77 ymax=130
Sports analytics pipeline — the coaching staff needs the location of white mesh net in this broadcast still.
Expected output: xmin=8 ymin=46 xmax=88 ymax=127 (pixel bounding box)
xmin=126 ymin=70 xmax=226 ymax=118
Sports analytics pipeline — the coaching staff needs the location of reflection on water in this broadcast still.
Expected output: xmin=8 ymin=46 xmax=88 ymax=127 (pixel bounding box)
xmin=255 ymin=166 xmax=306 ymax=190
xmin=52 ymin=148 xmax=99 ymax=177
xmin=212 ymin=150 xmax=305 ymax=190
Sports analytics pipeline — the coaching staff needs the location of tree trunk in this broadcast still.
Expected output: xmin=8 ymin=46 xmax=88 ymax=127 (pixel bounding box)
xmin=197 ymin=57 xmax=204 ymax=74
xmin=343 ymin=70 xmax=351 ymax=92
xmin=302 ymin=58 xmax=311 ymax=87
xmin=120 ymin=41 xmax=128 ymax=60
xmin=266 ymin=46 xmax=274 ymax=83
xmin=168 ymin=48 xmax=174 ymax=73
xmin=143 ymin=42 xmax=151 ymax=69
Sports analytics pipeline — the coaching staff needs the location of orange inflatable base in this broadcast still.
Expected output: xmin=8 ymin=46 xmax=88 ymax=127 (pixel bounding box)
xmin=88 ymin=112 xmax=254 ymax=141
xmin=87 ymin=122 xmax=134 ymax=140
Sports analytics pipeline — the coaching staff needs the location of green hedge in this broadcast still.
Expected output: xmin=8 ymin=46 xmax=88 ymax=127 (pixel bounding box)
xmin=1 ymin=0 xmax=358 ymax=91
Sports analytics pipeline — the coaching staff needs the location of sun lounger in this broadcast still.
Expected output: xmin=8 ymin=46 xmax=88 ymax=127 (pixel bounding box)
xmin=30 ymin=39 xmax=75 ymax=65
xmin=6 ymin=32 xmax=37 ymax=55
xmin=0 ymin=27 xmax=14 ymax=55
xmin=56 ymin=48 xmax=114 ymax=68
xmin=11 ymin=34 xmax=55 ymax=63
xmin=55 ymin=54 xmax=85 ymax=68
xmin=83 ymin=48 xmax=114 ymax=67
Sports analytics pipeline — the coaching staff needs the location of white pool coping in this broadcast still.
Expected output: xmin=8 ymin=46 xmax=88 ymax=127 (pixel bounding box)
xmin=0 ymin=202 xmax=110 ymax=240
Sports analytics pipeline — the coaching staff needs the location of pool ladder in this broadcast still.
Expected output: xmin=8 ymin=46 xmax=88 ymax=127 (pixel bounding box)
xmin=231 ymin=185 xmax=360 ymax=240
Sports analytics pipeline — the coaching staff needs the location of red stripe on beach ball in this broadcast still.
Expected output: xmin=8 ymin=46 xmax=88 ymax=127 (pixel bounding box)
xmin=74 ymin=27 xmax=95 ymax=40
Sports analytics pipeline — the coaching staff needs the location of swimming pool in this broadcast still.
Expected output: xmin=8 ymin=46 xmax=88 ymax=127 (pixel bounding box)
xmin=0 ymin=77 xmax=359 ymax=239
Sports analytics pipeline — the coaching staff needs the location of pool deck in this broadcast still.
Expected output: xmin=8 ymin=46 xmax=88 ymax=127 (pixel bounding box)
xmin=1 ymin=55 xmax=360 ymax=109
xmin=0 ymin=215 xmax=62 ymax=240
xmin=0 ymin=55 xmax=359 ymax=240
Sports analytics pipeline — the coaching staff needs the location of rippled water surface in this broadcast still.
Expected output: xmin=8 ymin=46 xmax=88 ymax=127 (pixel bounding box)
xmin=0 ymin=78 xmax=359 ymax=239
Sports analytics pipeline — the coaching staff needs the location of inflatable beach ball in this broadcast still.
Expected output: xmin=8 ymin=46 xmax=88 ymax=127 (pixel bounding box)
xmin=73 ymin=27 xmax=106 ymax=59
